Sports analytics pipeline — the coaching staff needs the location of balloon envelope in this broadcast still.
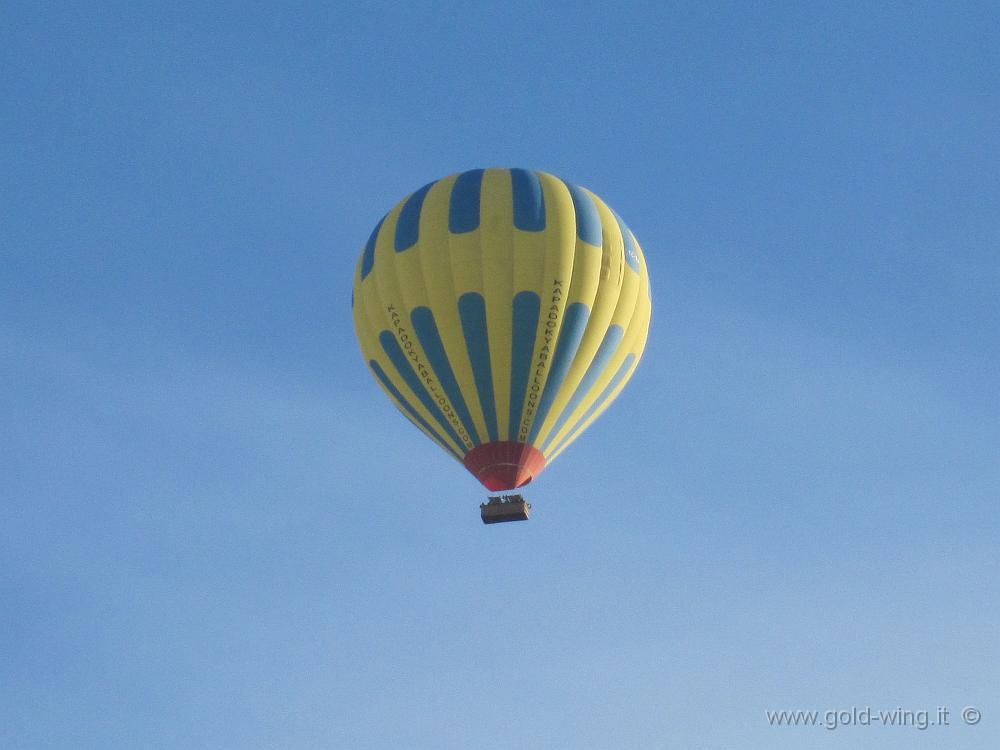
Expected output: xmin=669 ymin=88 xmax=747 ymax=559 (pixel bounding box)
xmin=352 ymin=168 xmax=651 ymax=491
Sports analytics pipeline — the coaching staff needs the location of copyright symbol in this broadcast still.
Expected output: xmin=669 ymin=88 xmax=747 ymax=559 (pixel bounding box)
xmin=962 ymin=706 xmax=981 ymax=725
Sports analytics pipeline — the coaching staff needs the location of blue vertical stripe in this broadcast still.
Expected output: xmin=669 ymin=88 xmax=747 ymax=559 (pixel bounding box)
xmin=527 ymin=302 xmax=591 ymax=443
xmin=541 ymin=324 xmax=624 ymax=452
xmin=448 ymin=169 xmax=484 ymax=233
xmin=511 ymin=168 xmax=546 ymax=231
xmin=411 ymin=307 xmax=481 ymax=446
xmin=378 ymin=330 xmax=466 ymax=450
xmin=548 ymin=353 xmax=637 ymax=457
xmin=394 ymin=181 xmax=436 ymax=252
xmin=508 ymin=291 xmax=540 ymax=440
xmin=369 ymin=360 xmax=461 ymax=459
xmin=458 ymin=293 xmax=498 ymax=442
xmin=360 ymin=215 xmax=385 ymax=280
xmin=563 ymin=180 xmax=602 ymax=246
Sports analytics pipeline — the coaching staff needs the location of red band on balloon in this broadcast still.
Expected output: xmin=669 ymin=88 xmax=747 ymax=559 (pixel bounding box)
xmin=463 ymin=441 xmax=547 ymax=491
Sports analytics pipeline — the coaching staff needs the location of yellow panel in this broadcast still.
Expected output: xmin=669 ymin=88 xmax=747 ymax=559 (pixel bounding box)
xmin=536 ymin=220 xmax=644 ymax=453
xmin=531 ymin=189 xmax=627 ymax=448
xmin=353 ymin=264 xmax=466 ymax=458
xmin=478 ymin=168 xmax=515 ymax=441
xmin=511 ymin=172 xmax=576 ymax=443
xmin=418 ymin=173 xmax=490 ymax=444
xmin=546 ymin=257 xmax=651 ymax=464
xmin=354 ymin=194 xmax=472 ymax=456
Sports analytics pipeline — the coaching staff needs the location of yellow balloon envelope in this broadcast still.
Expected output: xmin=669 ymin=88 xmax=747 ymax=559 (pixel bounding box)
xmin=352 ymin=168 xmax=651 ymax=491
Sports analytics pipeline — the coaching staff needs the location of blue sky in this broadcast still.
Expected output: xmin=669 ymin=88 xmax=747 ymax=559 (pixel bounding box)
xmin=2 ymin=2 xmax=998 ymax=748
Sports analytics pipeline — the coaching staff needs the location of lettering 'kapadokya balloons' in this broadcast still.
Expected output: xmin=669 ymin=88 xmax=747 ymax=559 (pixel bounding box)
xmin=352 ymin=168 xmax=651 ymax=497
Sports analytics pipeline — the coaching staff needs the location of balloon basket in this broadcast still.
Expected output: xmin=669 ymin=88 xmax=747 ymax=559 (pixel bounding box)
xmin=480 ymin=494 xmax=531 ymax=524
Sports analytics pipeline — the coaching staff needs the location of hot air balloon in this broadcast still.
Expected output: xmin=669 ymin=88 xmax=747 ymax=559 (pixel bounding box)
xmin=352 ymin=168 xmax=651 ymax=521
